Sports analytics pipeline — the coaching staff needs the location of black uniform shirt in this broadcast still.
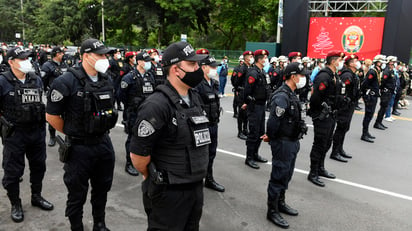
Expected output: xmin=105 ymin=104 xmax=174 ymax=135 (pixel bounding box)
xmin=130 ymin=82 xmax=198 ymax=157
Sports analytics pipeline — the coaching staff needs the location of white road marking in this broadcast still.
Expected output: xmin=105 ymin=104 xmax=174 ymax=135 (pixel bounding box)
xmin=216 ymin=148 xmax=412 ymax=202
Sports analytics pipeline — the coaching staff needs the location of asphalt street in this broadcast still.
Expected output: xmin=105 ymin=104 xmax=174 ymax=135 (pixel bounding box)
xmin=1 ymin=87 xmax=412 ymax=231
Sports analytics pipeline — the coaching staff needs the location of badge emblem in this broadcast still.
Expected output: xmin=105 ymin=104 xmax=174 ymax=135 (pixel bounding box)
xmin=50 ymin=89 xmax=63 ymax=102
xmin=137 ymin=120 xmax=155 ymax=137
xmin=276 ymin=106 xmax=285 ymax=117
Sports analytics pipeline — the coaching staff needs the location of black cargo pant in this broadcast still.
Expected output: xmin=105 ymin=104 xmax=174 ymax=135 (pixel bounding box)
xmin=207 ymin=124 xmax=218 ymax=178
xmin=63 ymin=134 xmax=115 ymax=230
xmin=142 ymin=180 xmax=203 ymax=231
xmin=362 ymin=95 xmax=378 ymax=134
xmin=125 ymin=110 xmax=138 ymax=165
xmin=375 ymin=92 xmax=391 ymax=124
xmin=309 ymin=116 xmax=335 ymax=173
xmin=332 ymin=105 xmax=356 ymax=152
xmin=246 ymin=104 xmax=266 ymax=160
xmin=2 ymin=125 xmax=47 ymax=203
xmin=268 ymin=139 xmax=299 ymax=201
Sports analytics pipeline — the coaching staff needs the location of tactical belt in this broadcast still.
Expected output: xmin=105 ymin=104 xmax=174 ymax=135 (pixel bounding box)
xmin=68 ymin=134 xmax=106 ymax=145
xmin=276 ymin=136 xmax=299 ymax=142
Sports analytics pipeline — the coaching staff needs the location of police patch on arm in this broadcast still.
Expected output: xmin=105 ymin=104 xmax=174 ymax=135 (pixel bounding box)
xmin=137 ymin=120 xmax=155 ymax=137
xmin=276 ymin=106 xmax=285 ymax=117
xmin=50 ymin=89 xmax=64 ymax=102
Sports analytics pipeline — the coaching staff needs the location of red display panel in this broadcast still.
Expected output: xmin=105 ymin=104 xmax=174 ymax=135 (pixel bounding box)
xmin=307 ymin=17 xmax=385 ymax=60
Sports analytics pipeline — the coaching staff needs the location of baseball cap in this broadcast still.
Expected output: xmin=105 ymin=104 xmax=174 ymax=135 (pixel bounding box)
xmin=162 ymin=42 xmax=207 ymax=67
xmin=136 ymin=52 xmax=153 ymax=61
xmin=200 ymin=56 xmax=221 ymax=67
xmin=51 ymin=46 xmax=64 ymax=54
xmin=7 ymin=47 xmax=32 ymax=60
xmin=80 ymin=38 xmax=111 ymax=55
xmin=284 ymin=62 xmax=307 ymax=76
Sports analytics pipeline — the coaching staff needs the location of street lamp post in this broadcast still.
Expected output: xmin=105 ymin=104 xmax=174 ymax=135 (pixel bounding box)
xmin=20 ymin=0 xmax=25 ymax=42
xmin=102 ymin=0 xmax=105 ymax=42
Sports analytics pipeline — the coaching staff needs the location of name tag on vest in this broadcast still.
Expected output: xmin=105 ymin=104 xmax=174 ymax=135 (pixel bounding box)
xmin=143 ymin=82 xmax=154 ymax=93
xmin=193 ymin=128 xmax=211 ymax=147
xmin=190 ymin=115 xmax=209 ymax=124
xmin=22 ymin=89 xmax=40 ymax=103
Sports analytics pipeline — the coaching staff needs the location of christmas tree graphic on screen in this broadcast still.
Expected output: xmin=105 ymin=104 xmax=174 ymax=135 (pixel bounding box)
xmin=312 ymin=27 xmax=334 ymax=55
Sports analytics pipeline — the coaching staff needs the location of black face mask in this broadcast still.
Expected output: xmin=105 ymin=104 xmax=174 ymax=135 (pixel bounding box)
xmin=177 ymin=66 xmax=204 ymax=88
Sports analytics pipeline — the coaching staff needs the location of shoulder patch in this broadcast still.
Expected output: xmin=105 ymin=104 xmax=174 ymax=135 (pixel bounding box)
xmin=345 ymin=79 xmax=350 ymax=85
xmin=368 ymin=74 xmax=374 ymax=79
xmin=137 ymin=120 xmax=155 ymax=137
xmin=121 ymin=81 xmax=128 ymax=88
xmin=248 ymin=76 xmax=255 ymax=84
xmin=319 ymin=82 xmax=326 ymax=91
xmin=274 ymin=72 xmax=278 ymax=76
xmin=232 ymin=72 xmax=237 ymax=77
xmin=50 ymin=89 xmax=64 ymax=102
xmin=276 ymin=106 xmax=285 ymax=117
xmin=383 ymin=75 xmax=388 ymax=79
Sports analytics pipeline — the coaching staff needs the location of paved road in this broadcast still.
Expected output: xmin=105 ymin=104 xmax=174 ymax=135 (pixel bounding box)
xmin=1 ymin=91 xmax=412 ymax=231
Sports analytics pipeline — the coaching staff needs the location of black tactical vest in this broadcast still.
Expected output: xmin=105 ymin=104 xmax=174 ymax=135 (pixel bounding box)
xmin=127 ymin=71 xmax=155 ymax=108
xmin=198 ymin=80 xmax=220 ymax=124
xmin=1 ymin=71 xmax=45 ymax=125
xmin=63 ymin=68 xmax=118 ymax=136
xmin=153 ymin=85 xmax=209 ymax=184
xmin=271 ymin=86 xmax=302 ymax=139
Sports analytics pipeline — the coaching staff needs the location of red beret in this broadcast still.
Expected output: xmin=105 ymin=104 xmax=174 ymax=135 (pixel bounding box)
xmin=327 ymin=51 xmax=345 ymax=58
xmin=125 ymin=51 xmax=135 ymax=58
xmin=243 ymin=51 xmax=254 ymax=56
xmin=148 ymin=48 xmax=158 ymax=55
xmin=344 ymin=54 xmax=359 ymax=63
xmin=288 ymin=52 xmax=302 ymax=58
xmin=196 ymin=48 xmax=209 ymax=55
xmin=254 ymin=49 xmax=269 ymax=56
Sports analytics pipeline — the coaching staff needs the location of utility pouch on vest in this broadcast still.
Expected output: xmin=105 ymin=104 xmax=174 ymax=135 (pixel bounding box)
xmin=0 ymin=115 xmax=15 ymax=139
xmin=56 ymin=135 xmax=71 ymax=163
xmin=148 ymin=162 xmax=166 ymax=185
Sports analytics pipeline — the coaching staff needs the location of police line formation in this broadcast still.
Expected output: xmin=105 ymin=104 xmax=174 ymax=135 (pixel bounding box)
xmin=0 ymin=39 xmax=410 ymax=230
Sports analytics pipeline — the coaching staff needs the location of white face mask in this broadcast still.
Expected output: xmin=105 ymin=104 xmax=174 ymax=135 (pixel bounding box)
xmin=207 ymin=68 xmax=218 ymax=79
xmin=355 ymin=61 xmax=361 ymax=69
xmin=394 ymin=63 xmax=397 ymax=68
xmin=295 ymin=75 xmax=306 ymax=89
xmin=264 ymin=58 xmax=269 ymax=66
xmin=337 ymin=61 xmax=344 ymax=71
xmin=381 ymin=63 xmax=386 ymax=70
xmin=284 ymin=62 xmax=288 ymax=68
xmin=320 ymin=63 xmax=325 ymax=68
xmin=307 ymin=63 xmax=311 ymax=68
xmin=249 ymin=57 xmax=255 ymax=64
xmin=296 ymin=59 xmax=302 ymax=64
xmin=17 ymin=59 xmax=34 ymax=73
xmin=144 ymin=61 xmax=152 ymax=71
xmin=94 ymin=58 xmax=110 ymax=73
xmin=0 ymin=55 xmax=3 ymax=64
xmin=133 ymin=58 xmax=137 ymax=65
xmin=154 ymin=55 xmax=160 ymax=63
xmin=116 ymin=54 xmax=122 ymax=59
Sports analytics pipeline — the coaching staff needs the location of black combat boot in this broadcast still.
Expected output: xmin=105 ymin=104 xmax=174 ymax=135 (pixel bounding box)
xmin=254 ymin=153 xmax=268 ymax=163
xmin=237 ymin=131 xmax=247 ymax=140
xmin=69 ymin=215 xmax=84 ymax=231
xmin=48 ymin=136 xmax=56 ymax=146
xmin=10 ymin=198 xmax=24 ymax=223
xmin=278 ymin=191 xmax=298 ymax=216
xmin=307 ymin=168 xmax=325 ymax=187
xmin=330 ymin=146 xmax=348 ymax=163
xmin=205 ymin=175 xmax=225 ymax=192
xmin=373 ymin=122 xmax=386 ymax=130
xmin=267 ymin=196 xmax=289 ymax=229
xmin=31 ymin=194 xmax=54 ymax=210
xmin=339 ymin=147 xmax=352 ymax=159
xmin=125 ymin=162 xmax=139 ymax=176
xmin=361 ymin=132 xmax=374 ymax=143
xmin=93 ymin=220 xmax=110 ymax=231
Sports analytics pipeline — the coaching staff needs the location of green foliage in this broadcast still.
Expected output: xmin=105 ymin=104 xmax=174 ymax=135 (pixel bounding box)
xmin=1 ymin=0 xmax=279 ymax=49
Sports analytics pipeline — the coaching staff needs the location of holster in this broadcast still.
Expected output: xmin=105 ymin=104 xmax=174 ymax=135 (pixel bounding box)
xmin=56 ymin=135 xmax=71 ymax=163
xmin=0 ymin=116 xmax=15 ymax=140
xmin=148 ymin=162 xmax=167 ymax=185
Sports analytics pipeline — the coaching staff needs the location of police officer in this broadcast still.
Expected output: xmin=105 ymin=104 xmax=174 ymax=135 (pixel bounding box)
xmin=120 ymin=52 xmax=155 ymax=176
xmin=1 ymin=47 xmax=54 ymax=223
xmin=108 ymin=49 xmax=124 ymax=111
xmin=41 ymin=46 xmax=66 ymax=146
xmin=307 ymin=51 xmax=345 ymax=187
xmin=236 ymin=51 xmax=254 ymax=140
xmin=373 ymin=56 xmax=394 ymax=130
xmin=121 ymin=51 xmax=136 ymax=77
xmin=46 ymin=38 xmax=117 ymax=231
xmin=330 ymin=54 xmax=361 ymax=162
xmin=262 ymin=62 xmax=308 ymax=229
xmin=360 ymin=55 xmax=386 ymax=142
xmin=195 ymin=53 xmax=225 ymax=192
xmin=273 ymin=55 xmax=288 ymax=90
xmin=242 ymin=49 xmax=269 ymax=169
xmin=230 ymin=55 xmax=244 ymax=118
xmin=129 ymin=41 xmax=208 ymax=230
xmin=148 ymin=48 xmax=166 ymax=86
xmin=267 ymin=56 xmax=278 ymax=91
xmin=299 ymin=56 xmax=312 ymax=103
